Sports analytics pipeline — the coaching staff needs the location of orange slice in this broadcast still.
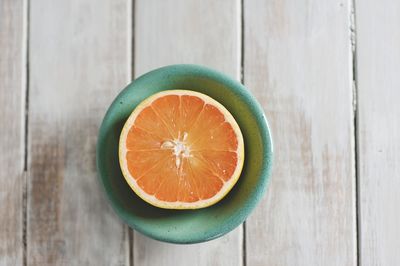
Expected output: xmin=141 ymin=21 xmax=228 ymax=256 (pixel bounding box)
xmin=119 ymin=90 xmax=244 ymax=209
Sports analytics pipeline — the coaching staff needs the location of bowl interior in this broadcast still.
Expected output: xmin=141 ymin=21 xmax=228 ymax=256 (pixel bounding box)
xmin=97 ymin=64 xmax=273 ymax=243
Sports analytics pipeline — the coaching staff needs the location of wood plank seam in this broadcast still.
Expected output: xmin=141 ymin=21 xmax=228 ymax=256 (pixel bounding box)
xmin=23 ymin=0 xmax=30 ymax=265
xmin=350 ymin=0 xmax=361 ymax=265
xmin=23 ymin=172 xmax=28 ymax=266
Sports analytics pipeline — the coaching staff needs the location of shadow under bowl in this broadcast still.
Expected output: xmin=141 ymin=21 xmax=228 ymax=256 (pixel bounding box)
xmin=96 ymin=64 xmax=273 ymax=244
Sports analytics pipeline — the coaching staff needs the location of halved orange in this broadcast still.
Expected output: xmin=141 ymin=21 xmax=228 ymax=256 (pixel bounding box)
xmin=119 ymin=90 xmax=244 ymax=209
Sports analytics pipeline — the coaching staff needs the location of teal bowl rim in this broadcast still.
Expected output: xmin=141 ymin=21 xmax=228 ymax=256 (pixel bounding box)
xmin=96 ymin=64 xmax=273 ymax=244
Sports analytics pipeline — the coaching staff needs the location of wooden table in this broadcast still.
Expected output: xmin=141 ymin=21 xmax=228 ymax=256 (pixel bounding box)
xmin=1 ymin=0 xmax=399 ymax=265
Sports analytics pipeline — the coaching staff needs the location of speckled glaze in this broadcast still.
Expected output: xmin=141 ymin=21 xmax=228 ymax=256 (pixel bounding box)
xmin=96 ymin=64 xmax=273 ymax=244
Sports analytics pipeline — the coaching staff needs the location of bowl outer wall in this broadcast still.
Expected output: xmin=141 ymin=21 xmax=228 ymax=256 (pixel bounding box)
xmin=96 ymin=64 xmax=273 ymax=244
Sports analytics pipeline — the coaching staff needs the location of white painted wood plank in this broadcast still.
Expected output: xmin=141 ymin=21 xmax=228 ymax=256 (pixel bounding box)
xmin=28 ymin=0 xmax=131 ymax=265
xmin=0 ymin=0 xmax=26 ymax=265
xmin=356 ymin=0 xmax=400 ymax=265
xmin=134 ymin=1 xmax=242 ymax=265
xmin=135 ymin=0 xmax=240 ymax=78
xmin=244 ymin=0 xmax=356 ymax=265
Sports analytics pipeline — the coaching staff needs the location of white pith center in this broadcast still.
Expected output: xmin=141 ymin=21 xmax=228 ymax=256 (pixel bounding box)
xmin=160 ymin=132 xmax=190 ymax=168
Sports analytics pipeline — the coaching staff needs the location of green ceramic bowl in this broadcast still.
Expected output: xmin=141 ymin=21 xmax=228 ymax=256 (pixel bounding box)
xmin=97 ymin=64 xmax=273 ymax=244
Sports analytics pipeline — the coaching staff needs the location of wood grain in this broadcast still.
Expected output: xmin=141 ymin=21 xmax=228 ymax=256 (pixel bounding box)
xmin=28 ymin=0 xmax=131 ymax=265
xmin=244 ymin=0 xmax=356 ymax=265
xmin=134 ymin=1 xmax=242 ymax=265
xmin=0 ymin=0 xmax=26 ymax=265
xmin=356 ymin=0 xmax=400 ymax=265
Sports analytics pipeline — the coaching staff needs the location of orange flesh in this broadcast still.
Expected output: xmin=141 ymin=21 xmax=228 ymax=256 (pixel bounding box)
xmin=124 ymin=94 xmax=239 ymax=202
